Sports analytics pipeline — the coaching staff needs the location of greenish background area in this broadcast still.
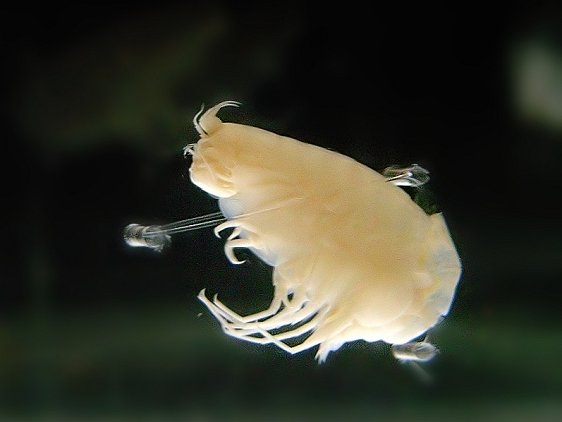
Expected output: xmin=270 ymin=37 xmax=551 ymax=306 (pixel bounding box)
xmin=4 ymin=3 xmax=562 ymax=421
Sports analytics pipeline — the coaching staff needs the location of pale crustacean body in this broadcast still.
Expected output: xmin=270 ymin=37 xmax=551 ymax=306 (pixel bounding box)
xmin=189 ymin=101 xmax=462 ymax=363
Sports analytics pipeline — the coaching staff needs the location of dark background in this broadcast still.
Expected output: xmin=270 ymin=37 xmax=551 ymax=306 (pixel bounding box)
xmin=3 ymin=2 xmax=562 ymax=420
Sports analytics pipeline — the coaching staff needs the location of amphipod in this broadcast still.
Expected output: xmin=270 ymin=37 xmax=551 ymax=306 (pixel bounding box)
xmin=189 ymin=101 xmax=462 ymax=363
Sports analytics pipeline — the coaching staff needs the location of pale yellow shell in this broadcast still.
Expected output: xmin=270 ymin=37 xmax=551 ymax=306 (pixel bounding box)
xmin=190 ymin=102 xmax=462 ymax=362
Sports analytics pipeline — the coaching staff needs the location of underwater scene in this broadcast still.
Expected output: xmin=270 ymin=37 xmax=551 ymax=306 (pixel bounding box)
xmin=4 ymin=3 xmax=562 ymax=421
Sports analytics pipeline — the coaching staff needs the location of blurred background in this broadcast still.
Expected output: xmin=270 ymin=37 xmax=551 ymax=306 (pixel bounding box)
xmin=3 ymin=2 xmax=562 ymax=420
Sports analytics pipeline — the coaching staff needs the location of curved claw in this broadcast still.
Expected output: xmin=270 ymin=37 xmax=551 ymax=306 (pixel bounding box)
xmin=214 ymin=220 xmax=241 ymax=238
xmin=228 ymin=227 xmax=242 ymax=240
xmin=225 ymin=238 xmax=254 ymax=264
xmin=194 ymin=101 xmax=242 ymax=137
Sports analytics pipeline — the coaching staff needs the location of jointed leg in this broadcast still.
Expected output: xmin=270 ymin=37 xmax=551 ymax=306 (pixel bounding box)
xmin=208 ymin=290 xmax=313 ymax=332
xmin=202 ymin=299 xmax=328 ymax=354
xmin=209 ymin=286 xmax=306 ymax=325
xmin=212 ymin=294 xmax=284 ymax=324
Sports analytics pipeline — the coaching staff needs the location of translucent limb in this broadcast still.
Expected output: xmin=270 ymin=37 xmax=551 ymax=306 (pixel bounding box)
xmin=383 ymin=164 xmax=430 ymax=187
xmin=124 ymin=197 xmax=302 ymax=254
xmin=391 ymin=338 xmax=439 ymax=362
xmin=393 ymin=336 xmax=437 ymax=384
xmin=123 ymin=211 xmax=225 ymax=252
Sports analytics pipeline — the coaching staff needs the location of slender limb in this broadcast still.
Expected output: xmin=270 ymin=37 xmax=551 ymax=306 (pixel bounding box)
xmin=198 ymin=287 xmax=317 ymax=334
xmin=260 ymin=311 xmax=325 ymax=342
xmin=214 ymin=220 xmax=242 ymax=238
xmin=199 ymin=289 xmax=327 ymax=353
xmin=124 ymin=211 xmax=226 ymax=252
xmin=125 ymin=195 xmax=303 ymax=253
xmin=197 ymin=290 xmax=226 ymax=323
xmin=212 ymin=295 xmax=284 ymax=324
xmin=207 ymin=284 xmax=296 ymax=324
xmin=194 ymin=101 xmax=241 ymax=137
xmin=158 ymin=212 xmax=225 ymax=235
xmin=222 ymin=312 xmax=323 ymax=347
xmin=251 ymin=320 xmax=332 ymax=356
xmin=192 ymin=103 xmax=207 ymax=136
xmin=207 ymin=300 xmax=321 ymax=340
xmin=209 ymin=290 xmax=311 ymax=332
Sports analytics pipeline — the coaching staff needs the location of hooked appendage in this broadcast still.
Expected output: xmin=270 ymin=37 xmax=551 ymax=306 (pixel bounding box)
xmin=193 ymin=101 xmax=241 ymax=137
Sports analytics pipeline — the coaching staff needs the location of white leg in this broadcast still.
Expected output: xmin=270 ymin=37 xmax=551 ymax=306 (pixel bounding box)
xmin=209 ymin=286 xmax=303 ymax=325
xmin=197 ymin=289 xmax=235 ymax=329
xmin=199 ymin=289 xmax=333 ymax=356
xmin=214 ymin=219 xmax=263 ymax=265
xmin=262 ymin=310 xmax=326 ymax=341
xmin=220 ymin=302 xmax=324 ymax=342
xmin=214 ymin=219 xmax=260 ymax=239
xmin=201 ymin=293 xmax=296 ymax=333
xmin=214 ymin=220 xmax=242 ymax=238
xmin=210 ymin=290 xmax=313 ymax=332
xmin=212 ymin=295 xmax=284 ymax=324
xmin=222 ymin=312 xmax=323 ymax=348
xmin=252 ymin=322 xmax=331 ymax=355
xmin=198 ymin=288 xmax=319 ymax=334
xmin=209 ymin=304 xmax=327 ymax=348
